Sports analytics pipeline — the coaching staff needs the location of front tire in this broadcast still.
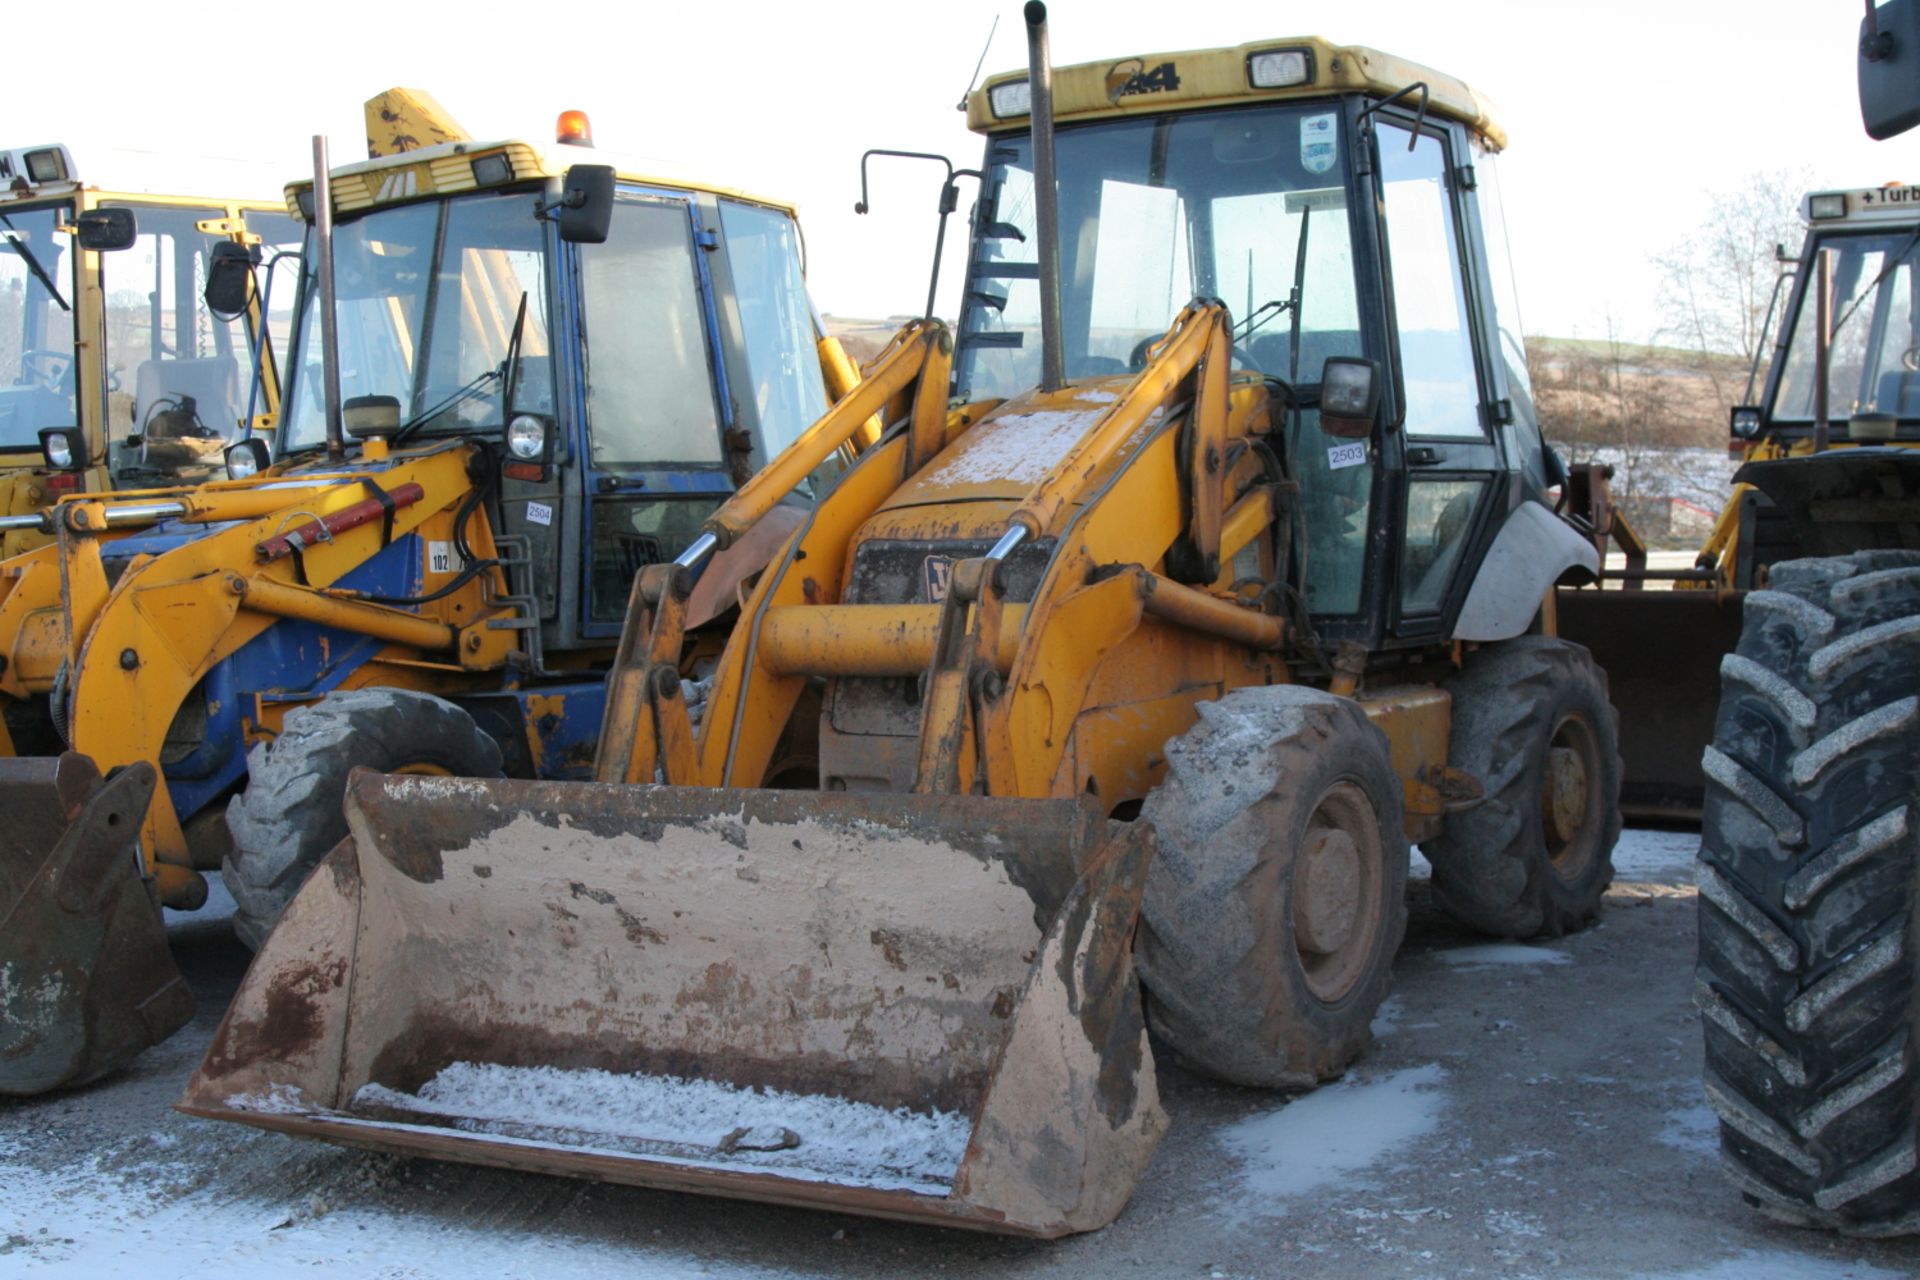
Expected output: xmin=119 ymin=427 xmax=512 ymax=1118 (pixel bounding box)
xmin=224 ymin=689 xmax=504 ymax=950
xmin=1699 ymin=551 xmax=1920 ymax=1235
xmin=1422 ymin=637 xmax=1622 ymax=939
xmin=1137 ymin=686 xmax=1408 ymax=1088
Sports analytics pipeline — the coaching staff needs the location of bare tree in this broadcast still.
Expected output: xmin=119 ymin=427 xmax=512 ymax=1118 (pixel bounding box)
xmin=1651 ymin=167 xmax=1811 ymax=405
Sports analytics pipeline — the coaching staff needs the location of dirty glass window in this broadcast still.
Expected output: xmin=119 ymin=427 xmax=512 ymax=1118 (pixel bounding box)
xmin=1401 ymin=476 xmax=1486 ymax=614
xmin=579 ymin=198 xmax=722 ymax=465
xmin=280 ymin=191 xmax=554 ymax=452
xmin=957 ymin=103 xmax=1366 ymax=400
xmin=716 ymin=200 xmax=828 ymax=460
xmin=102 ymin=204 xmax=255 ymax=456
xmin=1775 ymin=231 xmax=1920 ymax=419
xmin=0 ymin=202 xmax=78 ymax=450
xmin=1378 ymin=125 xmax=1484 ymax=438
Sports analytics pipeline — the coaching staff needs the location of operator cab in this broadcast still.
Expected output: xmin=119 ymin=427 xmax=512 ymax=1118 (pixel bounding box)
xmin=1737 ymin=185 xmax=1920 ymax=446
xmin=272 ymin=124 xmax=837 ymax=655
xmin=957 ymin=39 xmax=1560 ymax=650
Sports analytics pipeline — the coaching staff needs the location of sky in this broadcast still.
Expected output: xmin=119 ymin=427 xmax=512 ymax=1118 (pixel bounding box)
xmin=5 ymin=0 xmax=1907 ymax=345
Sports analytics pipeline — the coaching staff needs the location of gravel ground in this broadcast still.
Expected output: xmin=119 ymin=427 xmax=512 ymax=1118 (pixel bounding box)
xmin=3 ymin=832 xmax=1917 ymax=1279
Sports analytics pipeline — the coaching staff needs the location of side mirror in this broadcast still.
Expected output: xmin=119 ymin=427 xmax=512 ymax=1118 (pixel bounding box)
xmin=1862 ymin=0 xmax=1920 ymax=139
xmin=38 ymin=426 xmax=89 ymax=471
xmin=74 ymin=207 xmax=137 ymax=252
xmin=1729 ymin=405 xmax=1764 ymax=440
xmin=203 ymin=241 xmax=257 ymax=320
xmin=554 ymin=165 xmax=615 ymax=244
xmin=1319 ymin=356 xmax=1382 ymax=439
xmin=224 ymin=438 xmax=271 ymax=480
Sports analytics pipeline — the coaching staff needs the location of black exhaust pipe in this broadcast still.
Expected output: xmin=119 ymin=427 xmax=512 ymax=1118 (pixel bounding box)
xmin=1024 ymin=2 xmax=1065 ymax=392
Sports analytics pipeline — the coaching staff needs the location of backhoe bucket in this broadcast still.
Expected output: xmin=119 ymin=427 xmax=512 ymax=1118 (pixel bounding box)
xmin=180 ymin=772 xmax=1165 ymax=1237
xmin=1556 ymin=586 xmax=1745 ymax=823
xmin=0 ymin=754 xmax=193 ymax=1095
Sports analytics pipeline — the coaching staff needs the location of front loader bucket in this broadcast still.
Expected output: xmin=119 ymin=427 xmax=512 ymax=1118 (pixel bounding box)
xmin=180 ymin=772 xmax=1165 ymax=1237
xmin=1556 ymin=586 xmax=1745 ymax=823
xmin=0 ymin=754 xmax=193 ymax=1095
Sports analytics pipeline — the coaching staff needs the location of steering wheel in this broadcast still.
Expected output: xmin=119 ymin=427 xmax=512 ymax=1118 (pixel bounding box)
xmin=18 ymin=349 xmax=72 ymax=391
xmin=1128 ymin=334 xmax=1267 ymax=374
xmin=1902 ymin=345 xmax=1920 ymax=373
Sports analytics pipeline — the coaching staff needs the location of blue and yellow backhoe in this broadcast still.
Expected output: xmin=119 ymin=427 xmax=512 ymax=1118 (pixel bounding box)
xmin=0 ymin=90 xmax=865 ymax=1095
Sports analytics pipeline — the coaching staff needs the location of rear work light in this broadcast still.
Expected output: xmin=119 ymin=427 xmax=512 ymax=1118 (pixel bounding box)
xmin=1247 ymin=48 xmax=1313 ymax=89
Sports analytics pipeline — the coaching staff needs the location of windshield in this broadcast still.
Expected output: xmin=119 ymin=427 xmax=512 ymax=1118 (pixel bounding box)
xmin=0 ymin=202 xmax=79 ymax=451
xmin=955 ymin=102 xmax=1363 ymax=400
xmin=102 ymin=203 xmax=303 ymax=480
xmin=282 ymin=189 xmax=554 ymax=453
xmin=1773 ymin=227 xmax=1920 ymax=421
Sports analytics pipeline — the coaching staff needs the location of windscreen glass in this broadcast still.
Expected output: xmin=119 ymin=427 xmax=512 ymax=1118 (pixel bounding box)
xmin=282 ymin=190 xmax=554 ymax=453
xmin=0 ymin=202 xmax=79 ymax=450
xmin=1774 ymin=228 xmax=1920 ymax=420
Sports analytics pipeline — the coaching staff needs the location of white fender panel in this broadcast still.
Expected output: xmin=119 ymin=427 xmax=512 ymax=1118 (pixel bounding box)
xmin=1451 ymin=501 xmax=1599 ymax=642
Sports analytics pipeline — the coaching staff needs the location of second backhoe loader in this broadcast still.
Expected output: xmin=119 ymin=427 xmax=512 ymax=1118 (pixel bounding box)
xmin=185 ymin=14 xmax=1622 ymax=1238
xmin=0 ymin=91 xmax=861 ymax=1096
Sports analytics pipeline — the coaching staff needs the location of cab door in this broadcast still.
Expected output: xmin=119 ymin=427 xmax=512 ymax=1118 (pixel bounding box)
xmin=565 ymin=187 xmax=735 ymax=639
xmin=1371 ymin=118 xmax=1506 ymax=640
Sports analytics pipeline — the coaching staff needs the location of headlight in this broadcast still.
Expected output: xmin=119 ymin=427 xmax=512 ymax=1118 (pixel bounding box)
xmin=989 ymin=79 xmax=1032 ymax=120
xmin=507 ymin=414 xmax=548 ymax=460
xmin=226 ymin=444 xmax=260 ymax=479
xmin=43 ymin=433 xmax=73 ymax=469
xmin=1806 ymin=193 xmax=1847 ymax=221
xmin=1729 ymin=406 xmax=1764 ymax=439
xmin=1247 ymin=48 xmax=1313 ymax=89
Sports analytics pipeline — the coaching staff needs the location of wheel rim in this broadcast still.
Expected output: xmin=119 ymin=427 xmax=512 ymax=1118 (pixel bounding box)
xmin=1538 ymin=713 xmax=1602 ymax=882
xmin=392 ymin=763 xmax=453 ymax=777
xmin=1292 ymin=780 xmax=1385 ymax=1004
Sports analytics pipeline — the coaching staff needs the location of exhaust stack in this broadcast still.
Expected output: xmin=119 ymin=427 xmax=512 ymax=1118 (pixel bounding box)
xmin=1025 ymin=2 xmax=1065 ymax=392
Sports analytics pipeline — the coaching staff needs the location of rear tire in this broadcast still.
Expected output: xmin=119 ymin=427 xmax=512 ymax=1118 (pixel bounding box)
xmin=1699 ymin=550 xmax=1920 ymax=1235
xmin=224 ymin=689 xmax=504 ymax=950
xmin=1422 ymin=637 xmax=1622 ymax=938
xmin=1137 ymin=686 xmax=1408 ymax=1088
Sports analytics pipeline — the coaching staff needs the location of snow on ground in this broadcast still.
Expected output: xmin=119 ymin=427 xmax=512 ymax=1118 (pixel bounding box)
xmin=1657 ymin=1103 xmax=1720 ymax=1158
xmin=1215 ymin=1064 xmax=1449 ymax=1209
xmin=349 ymin=1063 xmax=969 ymax=1195
xmin=0 ymin=1130 xmax=796 ymax=1280
xmin=1625 ymin=1251 xmax=1912 ymax=1280
xmin=1611 ymin=828 xmax=1700 ymax=882
xmin=1433 ymin=944 xmax=1573 ymax=969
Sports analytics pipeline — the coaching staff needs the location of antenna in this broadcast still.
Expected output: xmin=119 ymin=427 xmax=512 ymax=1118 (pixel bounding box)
xmin=955 ymin=14 xmax=1001 ymax=110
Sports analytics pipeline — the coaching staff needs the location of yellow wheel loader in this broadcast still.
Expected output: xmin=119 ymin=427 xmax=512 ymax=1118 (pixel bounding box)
xmin=0 ymin=143 xmax=301 ymax=558
xmin=184 ymin=12 xmax=1622 ymax=1238
xmin=0 ymin=92 xmax=864 ymax=1096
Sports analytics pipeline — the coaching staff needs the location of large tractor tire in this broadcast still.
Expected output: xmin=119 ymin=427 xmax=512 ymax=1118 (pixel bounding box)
xmin=224 ymin=689 xmax=504 ymax=950
xmin=1137 ymin=686 xmax=1408 ymax=1088
xmin=1422 ymin=636 xmax=1622 ymax=938
xmin=1699 ymin=550 xmax=1920 ymax=1235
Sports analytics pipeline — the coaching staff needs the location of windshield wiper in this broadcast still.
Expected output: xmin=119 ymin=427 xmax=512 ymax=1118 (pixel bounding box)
xmin=0 ymin=213 xmax=70 ymax=313
xmin=1234 ymin=298 xmax=1293 ymax=342
xmin=391 ymin=290 xmax=529 ymax=447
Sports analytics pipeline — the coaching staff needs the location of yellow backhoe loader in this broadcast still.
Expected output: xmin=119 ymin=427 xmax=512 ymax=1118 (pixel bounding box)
xmin=0 ymin=91 xmax=863 ymax=1096
xmin=0 ymin=144 xmax=300 ymax=557
xmin=183 ymin=12 xmax=1622 ymax=1238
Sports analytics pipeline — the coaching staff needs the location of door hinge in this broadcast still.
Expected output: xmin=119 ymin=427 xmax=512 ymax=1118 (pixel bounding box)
xmin=695 ymin=229 xmax=719 ymax=251
xmin=1484 ymin=398 xmax=1513 ymax=426
xmin=1456 ymin=163 xmax=1477 ymax=191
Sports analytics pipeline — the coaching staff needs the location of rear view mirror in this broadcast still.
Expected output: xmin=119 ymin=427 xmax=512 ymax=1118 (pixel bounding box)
xmin=554 ymin=164 xmax=614 ymax=244
xmin=74 ymin=207 xmax=136 ymax=252
xmin=203 ymin=241 xmax=257 ymax=320
xmin=1319 ymin=356 xmax=1382 ymax=439
xmin=1861 ymin=0 xmax=1920 ymax=139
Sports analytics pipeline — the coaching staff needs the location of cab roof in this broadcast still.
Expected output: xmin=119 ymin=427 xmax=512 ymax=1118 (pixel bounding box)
xmin=967 ymin=37 xmax=1506 ymax=151
xmin=284 ymin=138 xmax=801 ymax=222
